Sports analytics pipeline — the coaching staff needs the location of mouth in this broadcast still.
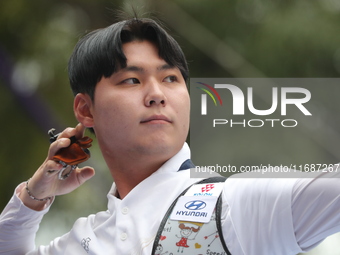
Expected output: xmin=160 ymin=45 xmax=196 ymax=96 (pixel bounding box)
xmin=141 ymin=115 xmax=172 ymax=124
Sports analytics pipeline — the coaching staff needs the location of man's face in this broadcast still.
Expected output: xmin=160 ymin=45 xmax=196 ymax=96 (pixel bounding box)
xmin=90 ymin=40 xmax=190 ymax=163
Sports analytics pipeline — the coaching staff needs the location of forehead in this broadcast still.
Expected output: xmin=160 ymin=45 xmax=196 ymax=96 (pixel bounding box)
xmin=122 ymin=40 xmax=162 ymax=62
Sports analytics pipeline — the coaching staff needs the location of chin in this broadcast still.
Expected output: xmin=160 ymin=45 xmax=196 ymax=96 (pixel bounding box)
xmin=136 ymin=140 xmax=180 ymax=158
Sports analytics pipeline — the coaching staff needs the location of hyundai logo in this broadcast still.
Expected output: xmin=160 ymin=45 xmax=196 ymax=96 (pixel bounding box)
xmin=184 ymin=200 xmax=206 ymax=210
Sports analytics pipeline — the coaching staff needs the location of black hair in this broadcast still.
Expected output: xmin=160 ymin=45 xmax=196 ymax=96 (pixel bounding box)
xmin=68 ymin=18 xmax=189 ymax=101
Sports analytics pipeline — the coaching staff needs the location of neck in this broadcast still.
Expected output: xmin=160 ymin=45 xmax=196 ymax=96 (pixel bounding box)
xmin=106 ymin=155 xmax=168 ymax=199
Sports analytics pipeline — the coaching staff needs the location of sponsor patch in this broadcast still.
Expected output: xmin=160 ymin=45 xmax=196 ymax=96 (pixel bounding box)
xmin=185 ymin=182 xmax=224 ymax=197
xmin=170 ymin=196 xmax=218 ymax=223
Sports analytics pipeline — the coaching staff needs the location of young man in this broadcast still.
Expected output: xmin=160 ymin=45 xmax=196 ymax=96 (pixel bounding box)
xmin=1 ymin=17 xmax=340 ymax=255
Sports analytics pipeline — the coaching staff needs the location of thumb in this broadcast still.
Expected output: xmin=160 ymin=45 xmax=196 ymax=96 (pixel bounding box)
xmin=77 ymin=166 xmax=95 ymax=185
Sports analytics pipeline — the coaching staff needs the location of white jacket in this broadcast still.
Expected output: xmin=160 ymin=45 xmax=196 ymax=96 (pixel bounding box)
xmin=1 ymin=143 xmax=340 ymax=254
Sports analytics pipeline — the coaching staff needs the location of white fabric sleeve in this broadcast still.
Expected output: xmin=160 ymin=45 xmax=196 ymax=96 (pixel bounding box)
xmin=221 ymin=169 xmax=340 ymax=255
xmin=221 ymin=175 xmax=301 ymax=255
xmin=292 ymin=170 xmax=340 ymax=251
xmin=0 ymin=183 xmax=52 ymax=255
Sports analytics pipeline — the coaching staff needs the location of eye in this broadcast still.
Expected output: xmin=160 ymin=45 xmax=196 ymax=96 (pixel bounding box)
xmin=120 ymin=78 xmax=140 ymax=84
xmin=163 ymin=75 xmax=178 ymax=83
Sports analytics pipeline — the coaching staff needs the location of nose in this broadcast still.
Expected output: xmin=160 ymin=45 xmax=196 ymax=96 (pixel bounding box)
xmin=144 ymin=81 xmax=167 ymax=107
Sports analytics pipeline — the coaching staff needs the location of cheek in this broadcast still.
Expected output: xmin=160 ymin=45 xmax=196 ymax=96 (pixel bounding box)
xmin=93 ymin=93 xmax=140 ymax=132
xmin=92 ymin=94 xmax=118 ymax=130
xmin=174 ymin=90 xmax=190 ymax=124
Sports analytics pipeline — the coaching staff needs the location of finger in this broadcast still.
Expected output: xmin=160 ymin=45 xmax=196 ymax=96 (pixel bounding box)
xmin=47 ymin=138 xmax=71 ymax=159
xmin=47 ymin=124 xmax=84 ymax=158
xmin=54 ymin=124 xmax=86 ymax=142
xmin=57 ymin=127 xmax=77 ymax=140
xmin=74 ymin=123 xmax=86 ymax=140
xmin=76 ymin=166 xmax=95 ymax=185
xmin=49 ymin=166 xmax=95 ymax=196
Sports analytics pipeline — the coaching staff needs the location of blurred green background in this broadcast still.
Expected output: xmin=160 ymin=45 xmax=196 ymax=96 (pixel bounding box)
xmin=1 ymin=0 xmax=340 ymax=253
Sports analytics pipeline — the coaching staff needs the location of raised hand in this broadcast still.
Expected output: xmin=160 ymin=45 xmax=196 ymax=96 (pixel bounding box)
xmin=19 ymin=123 xmax=95 ymax=211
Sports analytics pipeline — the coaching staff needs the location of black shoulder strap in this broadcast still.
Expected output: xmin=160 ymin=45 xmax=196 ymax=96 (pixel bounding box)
xmin=151 ymin=176 xmax=232 ymax=255
xmin=215 ymin=187 xmax=232 ymax=254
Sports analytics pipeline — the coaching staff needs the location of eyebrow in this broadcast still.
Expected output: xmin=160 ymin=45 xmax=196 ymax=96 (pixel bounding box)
xmin=158 ymin=64 xmax=175 ymax=71
xmin=121 ymin=64 xmax=175 ymax=73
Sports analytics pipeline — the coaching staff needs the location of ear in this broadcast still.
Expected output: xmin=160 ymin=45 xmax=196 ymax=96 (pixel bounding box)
xmin=74 ymin=93 xmax=94 ymax=128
